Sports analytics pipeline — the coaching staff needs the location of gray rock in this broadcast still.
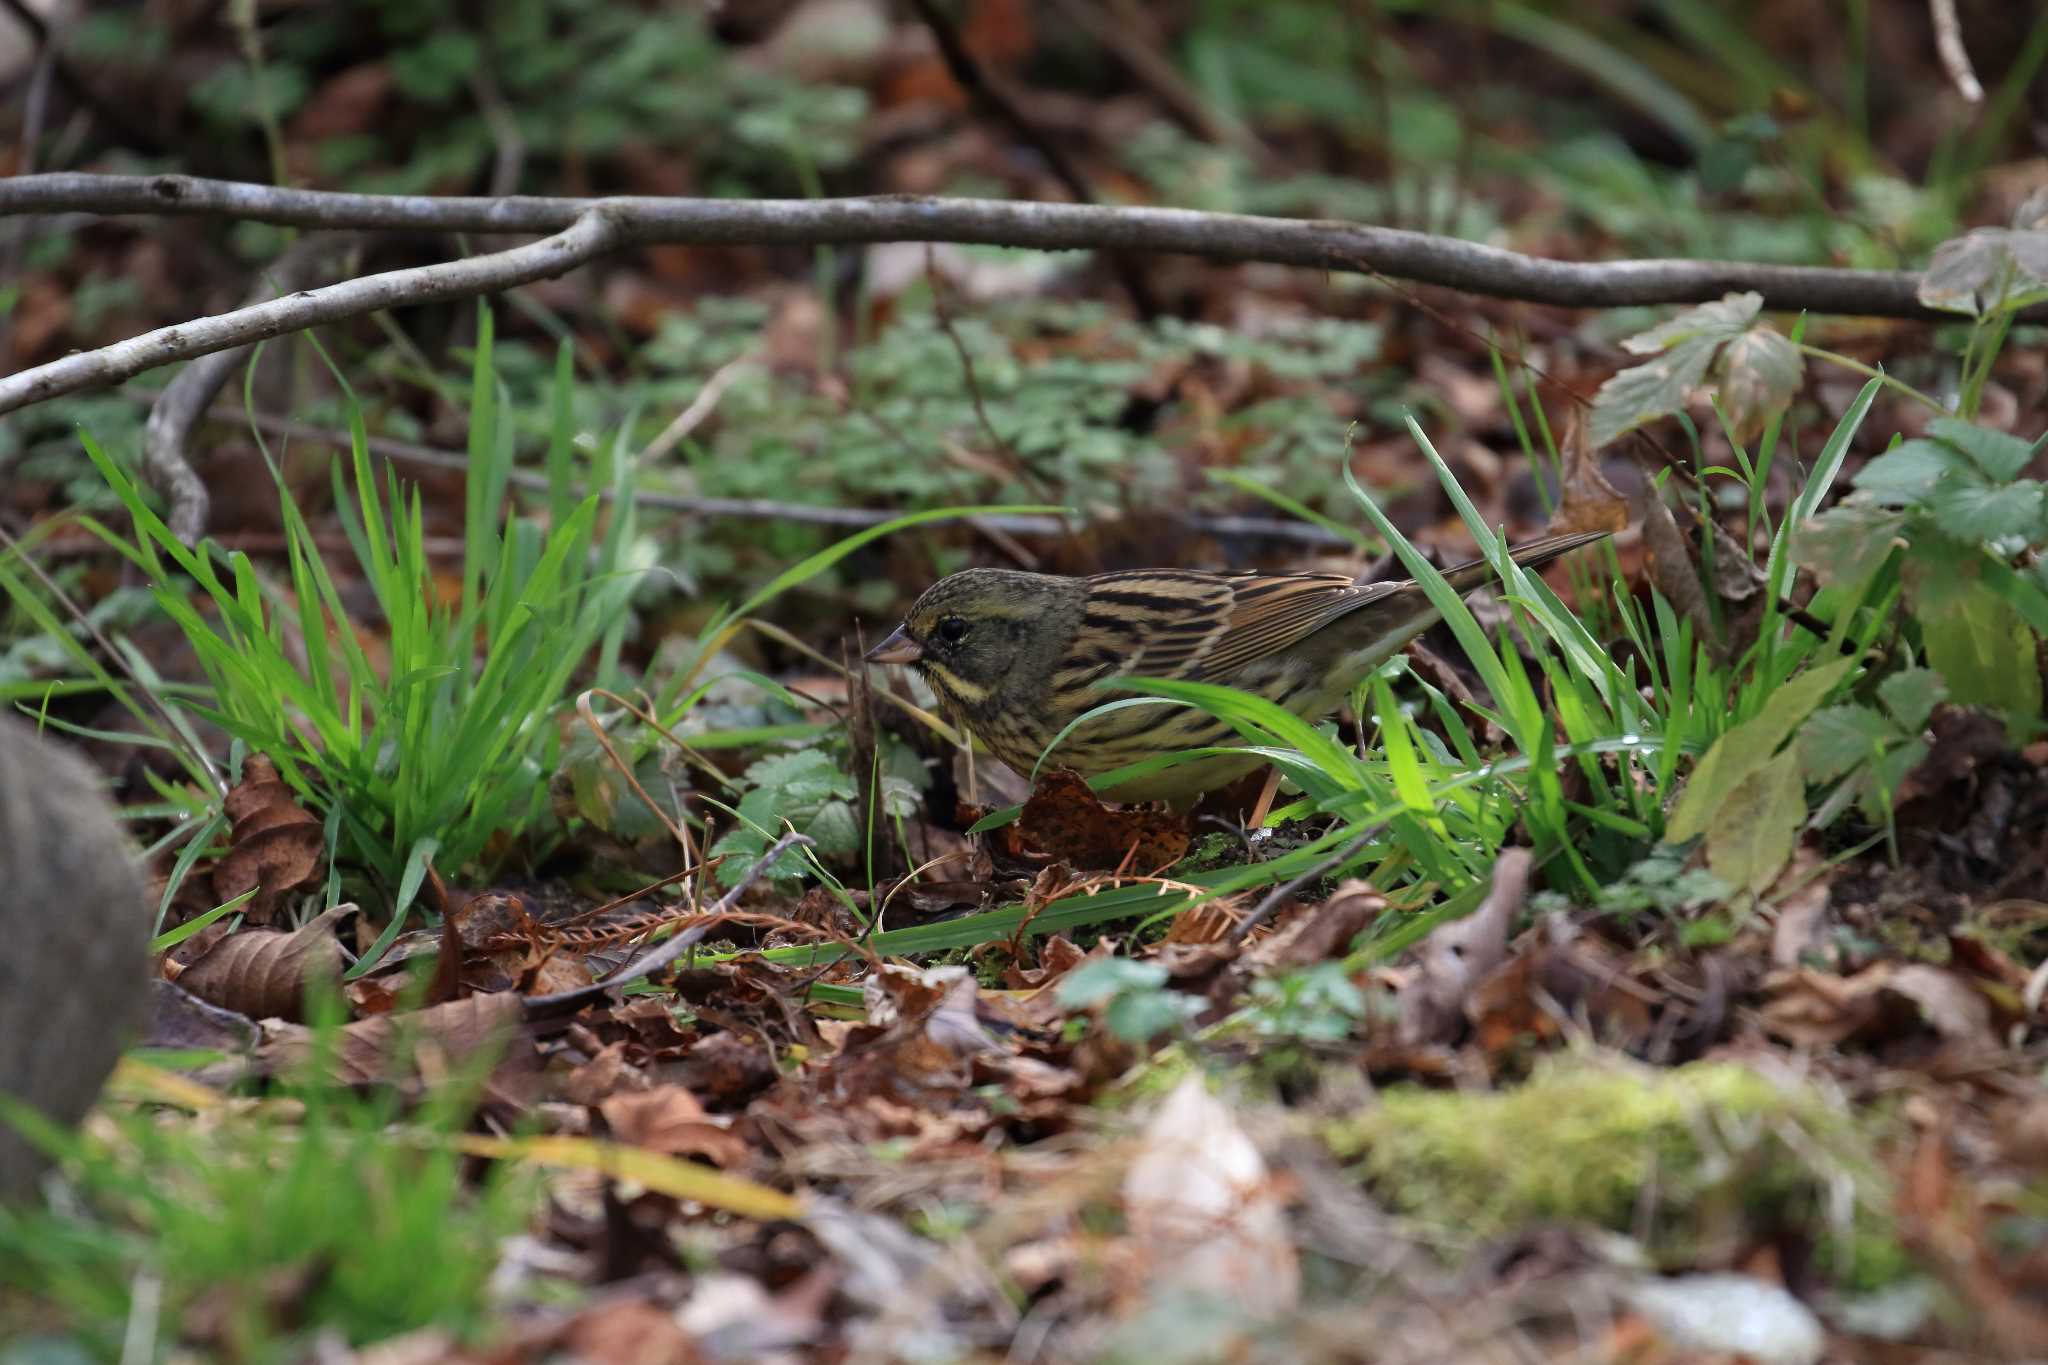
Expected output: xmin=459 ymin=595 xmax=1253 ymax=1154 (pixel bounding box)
xmin=0 ymin=717 xmax=150 ymax=1200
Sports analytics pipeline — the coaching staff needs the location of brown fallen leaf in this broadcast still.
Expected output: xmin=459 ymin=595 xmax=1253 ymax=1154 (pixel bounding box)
xmin=1400 ymin=848 xmax=1530 ymax=1045
xmin=171 ymin=904 xmax=349 ymax=1022
xmin=1636 ymin=488 xmax=1718 ymax=655
xmin=253 ymin=992 xmax=534 ymax=1095
xmin=1018 ymin=768 xmax=1189 ymax=871
xmin=212 ymin=754 xmax=325 ymax=925
xmin=1760 ymin=962 xmax=1998 ymax=1050
xmin=599 ymin=1084 xmax=750 ymax=1167
xmin=1549 ymin=414 xmax=1632 ymax=537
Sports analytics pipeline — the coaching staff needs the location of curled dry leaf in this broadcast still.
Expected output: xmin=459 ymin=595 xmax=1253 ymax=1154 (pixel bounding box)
xmin=598 ymin=1084 xmax=750 ymax=1167
xmin=1636 ymin=488 xmax=1718 ymax=654
xmin=1549 ymin=415 xmax=1631 ymax=537
xmin=1401 ymin=848 xmax=1530 ymax=1045
xmin=172 ymin=904 xmax=349 ymax=1023
xmin=212 ymin=753 xmax=325 ymax=925
xmin=1121 ymin=1076 xmax=1299 ymax=1319
xmin=1018 ymin=769 xmax=1190 ymax=871
xmin=1760 ymin=963 xmax=1998 ymax=1050
xmin=253 ymin=992 xmax=533 ymax=1093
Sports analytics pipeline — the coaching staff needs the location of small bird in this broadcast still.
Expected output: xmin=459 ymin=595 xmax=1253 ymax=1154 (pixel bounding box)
xmin=864 ymin=531 xmax=1608 ymax=805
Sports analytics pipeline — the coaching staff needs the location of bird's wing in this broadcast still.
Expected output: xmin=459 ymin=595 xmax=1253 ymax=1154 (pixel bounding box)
xmin=1193 ymin=573 xmax=1411 ymax=680
xmin=1069 ymin=570 xmax=1238 ymax=682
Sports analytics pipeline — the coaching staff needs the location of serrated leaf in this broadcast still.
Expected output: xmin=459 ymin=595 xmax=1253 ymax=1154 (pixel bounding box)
xmin=1704 ymin=747 xmax=1805 ymax=896
xmin=1927 ymin=477 xmax=2046 ymax=543
xmin=1852 ymin=438 xmax=1966 ymax=503
xmin=1920 ymin=581 xmax=2042 ymax=726
xmin=1590 ymin=339 xmax=1721 ymax=446
xmin=1622 ymin=292 xmax=1764 ymax=353
xmin=804 ymin=801 xmax=859 ymax=856
xmin=1593 ymin=294 xmax=1773 ymax=446
xmin=1666 ymin=655 xmax=1858 ymax=844
xmin=1795 ymin=503 xmax=1908 ymax=588
xmin=1928 ymin=417 xmax=2038 ymax=482
xmin=1717 ymin=325 xmax=1802 ymax=444
xmin=1877 ymin=667 xmax=1947 ymax=734
xmin=1800 ymin=705 xmax=1895 ymax=784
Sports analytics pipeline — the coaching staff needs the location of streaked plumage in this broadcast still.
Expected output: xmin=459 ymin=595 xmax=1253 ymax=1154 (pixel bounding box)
xmin=865 ymin=532 xmax=1606 ymax=804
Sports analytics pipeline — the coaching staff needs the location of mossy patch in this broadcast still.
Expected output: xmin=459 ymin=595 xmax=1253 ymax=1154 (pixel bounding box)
xmin=1323 ymin=1056 xmax=1910 ymax=1289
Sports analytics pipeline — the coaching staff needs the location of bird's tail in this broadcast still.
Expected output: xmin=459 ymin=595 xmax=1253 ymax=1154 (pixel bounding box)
xmin=1435 ymin=529 xmax=1610 ymax=595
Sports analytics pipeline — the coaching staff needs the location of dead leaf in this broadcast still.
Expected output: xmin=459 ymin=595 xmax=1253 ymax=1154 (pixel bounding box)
xmin=212 ymin=754 xmax=325 ymax=924
xmin=599 ymin=1085 xmax=750 ymax=1167
xmin=172 ymin=904 xmax=349 ymax=1022
xmin=1549 ymin=415 xmax=1631 ymax=536
xmin=1018 ymin=769 xmax=1189 ymax=871
xmin=1760 ymin=963 xmax=1997 ymax=1050
xmin=1401 ymin=848 xmax=1530 ymax=1045
xmin=1636 ymin=488 xmax=1717 ymax=654
xmin=557 ymin=1298 xmax=703 ymax=1365
xmin=254 ymin=993 xmax=533 ymax=1093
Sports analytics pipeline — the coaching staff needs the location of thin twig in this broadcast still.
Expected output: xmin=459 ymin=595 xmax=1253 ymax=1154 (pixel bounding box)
xmin=142 ymin=233 xmax=355 ymax=542
xmin=904 ymin=0 xmax=1159 ymax=318
xmin=190 ymin=404 xmax=1363 ymax=547
xmin=0 ymin=0 xmax=170 ymax=154
xmin=522 ymin=831 xmax=815 ymax=1018
xmin=1929 ymin=0 xmax=1983 ymax=103
xmin=0 ymin=177 xmax=2025 ymax=417
xmin=635 ymin=351 xmax=758 ymax=467
xmin=1 ymin=201 xmax=629 ymax=414
xmin=1046 ymin=0 xmax=1268 ymax=162
xmin=1227 ymin=828 xmax=1380 ymax=944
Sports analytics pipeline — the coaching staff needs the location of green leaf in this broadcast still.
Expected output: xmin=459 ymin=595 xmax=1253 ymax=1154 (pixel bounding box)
xmin=1926 ymin=477 xmax=2047 ymax=543
xmin=1799 ymin=705 xmax=1893 ymax=784
xmin=1877 ymin=667 xmax=1947 ymax=734
xmin=1920 ymin=581 xmax=2042 ymax=727
xmin=1056 ymin=958 xmax=1168 ymax=1008
xmin=1851 ymin=439 xmax=1965 ymax=503
xmin=1704 ymin=747 xmax=1805 ymax=896
xmin=1928 ymin=418 xmax=2038 ymax=483
xmin=1621 ymin=292 xmax=1763 ymax=353
xmin=1795 ymin=503 xmax=1908 ymax=588
xmin=1666 ymin=655 xmax=1857 ymax=844
xmin=1589 ymin=337 xmax=1722 ymax=446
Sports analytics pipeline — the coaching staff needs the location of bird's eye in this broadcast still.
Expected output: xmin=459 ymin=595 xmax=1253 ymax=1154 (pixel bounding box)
xmin=935 ymin=616 xmax=970 ymax=645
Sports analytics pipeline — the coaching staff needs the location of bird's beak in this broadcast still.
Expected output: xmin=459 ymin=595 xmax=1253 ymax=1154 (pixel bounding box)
xmin=864 ymin=625 xmax=923 ymax=665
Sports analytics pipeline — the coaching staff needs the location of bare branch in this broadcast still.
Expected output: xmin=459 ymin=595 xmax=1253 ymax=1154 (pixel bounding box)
xmin=1929 ymin=0 xmax=1984 ymax=103
xmin=521 ymin=832 xmax=815 ymax=1019
xmin=142 ymin=234 xmax=356 ymax=542
xmin=2 ymin=173 xmax=1987 ymax=315
xmin=1 ymin=205 xmax=627 ymax=415
xmin=2 ymin=174 xmax=2038 ymax=419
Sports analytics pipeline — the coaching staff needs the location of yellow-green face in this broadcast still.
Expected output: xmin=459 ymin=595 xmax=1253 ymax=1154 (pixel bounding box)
xmin=866 ymin=569 xmax=1084 ymax=716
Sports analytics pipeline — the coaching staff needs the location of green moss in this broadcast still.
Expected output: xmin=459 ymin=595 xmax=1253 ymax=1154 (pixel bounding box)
xmin=1324 ymin=1056 xmax=1908 ymax=1289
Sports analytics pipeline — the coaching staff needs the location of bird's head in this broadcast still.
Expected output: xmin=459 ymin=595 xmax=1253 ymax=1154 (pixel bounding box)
xmin=864 ymin=568 xmax=1083 ymax=708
